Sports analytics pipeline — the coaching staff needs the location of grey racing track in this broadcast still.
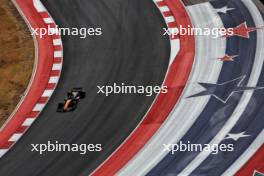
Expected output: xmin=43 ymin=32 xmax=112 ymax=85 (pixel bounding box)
xmin=0 ymin=0 xmax=170 ymax=175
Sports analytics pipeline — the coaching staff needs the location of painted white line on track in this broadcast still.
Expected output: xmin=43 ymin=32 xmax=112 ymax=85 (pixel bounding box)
xmin=154 ymin=0 xmax=180 ymax=65
xmin=0 ymin=0 xmax=63 ymax=159
xmin=223 ymin=130 xmax=264 ymax=176
xmin=222 ymin=1 xmax=264 ymax=175
xmin=0 ymin=150 xmax=8 ymax=158
xmin=169 ymin=39 xmax=180 ymax=65
xmin=117 ymin=2 xmax=225 ymax=175
xmin=178 ymin=0 xmax=264 ymax=175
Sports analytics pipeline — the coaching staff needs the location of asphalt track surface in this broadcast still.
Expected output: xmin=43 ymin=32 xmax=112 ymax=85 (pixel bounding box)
xmin=182 ymin=0 xmax=209 ymax=6
xmin=119 ymin=0 xmax=264 ymax=175
xmin=0 ymin=0 xmax=170 ymax=175
xmin=117 ymin=1 xmax=227 ymax=175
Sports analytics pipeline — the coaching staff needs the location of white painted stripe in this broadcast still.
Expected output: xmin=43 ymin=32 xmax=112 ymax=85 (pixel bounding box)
xmin=169 ymin=39 xmax=180 ymax=65
xmin=33 ymin=104 xmax=45 ymax=111
xmin=222 ymin=1 xmax=264 ymax=175
xmin=117 ymin=3 xmax=226 ymax=175
xmin=0 ymin=149 xmax=8 ymax=158
xmin=22 ymin=118 xmax=36 ymax=127
xmin=178 ymin=0 xmax=264 ymax=175
xmin=52 ymin=63 xmax=62 ymax=70
xmin=48 ymin=28 xmax=58 ymax=35
xmin=159 ymin=6 xmax=170 ymax=12
xmin=48 ymin=76 xmax=59 ymax=84
xmin=43 ymin=17 xmax=54 ymax=24
xmin=33 ymin=0 xmax=46 ymax=12
xmin=169 ymin=27 xmax=179 ymax=34
xmin=8 ymin=133 xmax=23 ymax=142
xmin=165 ymin=16 xmax=175 ymax=23
xmin=42 ymin=90 xmax=54 ymax=97
xmin=53 ymin=39 xmax=62 ymax=46
xmin=54 ymin=50 xmax=63 ymax=58
xmin=0 ymin=0 xmax=63 ymax=160
xmin=223 ymin=130 xmax=264 ymax=176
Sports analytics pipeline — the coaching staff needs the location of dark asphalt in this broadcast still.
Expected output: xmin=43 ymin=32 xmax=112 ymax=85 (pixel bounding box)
xmin=182 ymin=0 xmax=210 ymax=6
xmin=0 ymin=0 xmax=170 ymax=175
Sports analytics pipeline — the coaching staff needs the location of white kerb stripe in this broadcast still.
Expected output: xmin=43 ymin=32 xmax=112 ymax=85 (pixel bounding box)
xmin=54 ymin=51 xmax=63 ymax=58
xmin=42 ymin=90 xmax=54 ymax=97
xmin=49 ymin=76 xmax=59 ymax=84
xmin=22 ymin=118 xmax=36 ymax=127
xmin=52 ymin=63 xmax=62 ymax=70
xmin=43 ymin=17 xmax=54 ymax=24
xmin=48 ymin=28 xmax=58 ymax=35
xmin=170 ymin=28 xmax=179 ymax=34
xmin=33 ymin=0 xmax=46 ymax=12
xmin=0 ymin=149 xmax=9 ymax=158
xmin=33 ymin=104 xmax=45 ymax=111
xmin=159 ymin=6 xmax=170 ymax=12
xmin=53 ymin=39 xmax=62 ymax=46
xmin=9 ymin=133 xmax=23 ymax=142
xmin=165 ymin=16 xmax=175 ymax=23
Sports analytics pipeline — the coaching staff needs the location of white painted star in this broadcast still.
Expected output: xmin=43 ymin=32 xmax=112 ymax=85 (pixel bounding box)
xmin=187 ymin=75 xmax=264 ymax=103
xmin=216 ymin=6 xmax=235 ymax=14
xmin=224 ymin=131 xmax=251 ymax=141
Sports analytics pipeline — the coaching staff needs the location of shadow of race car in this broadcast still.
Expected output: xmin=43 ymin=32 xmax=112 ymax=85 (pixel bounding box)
xmin=57 ymin=88 xmax=86 ymax=112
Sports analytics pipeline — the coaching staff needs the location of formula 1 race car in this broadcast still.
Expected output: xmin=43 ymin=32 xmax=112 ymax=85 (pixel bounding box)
xmin=57 ymin=88 xmax=86 ymax=112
